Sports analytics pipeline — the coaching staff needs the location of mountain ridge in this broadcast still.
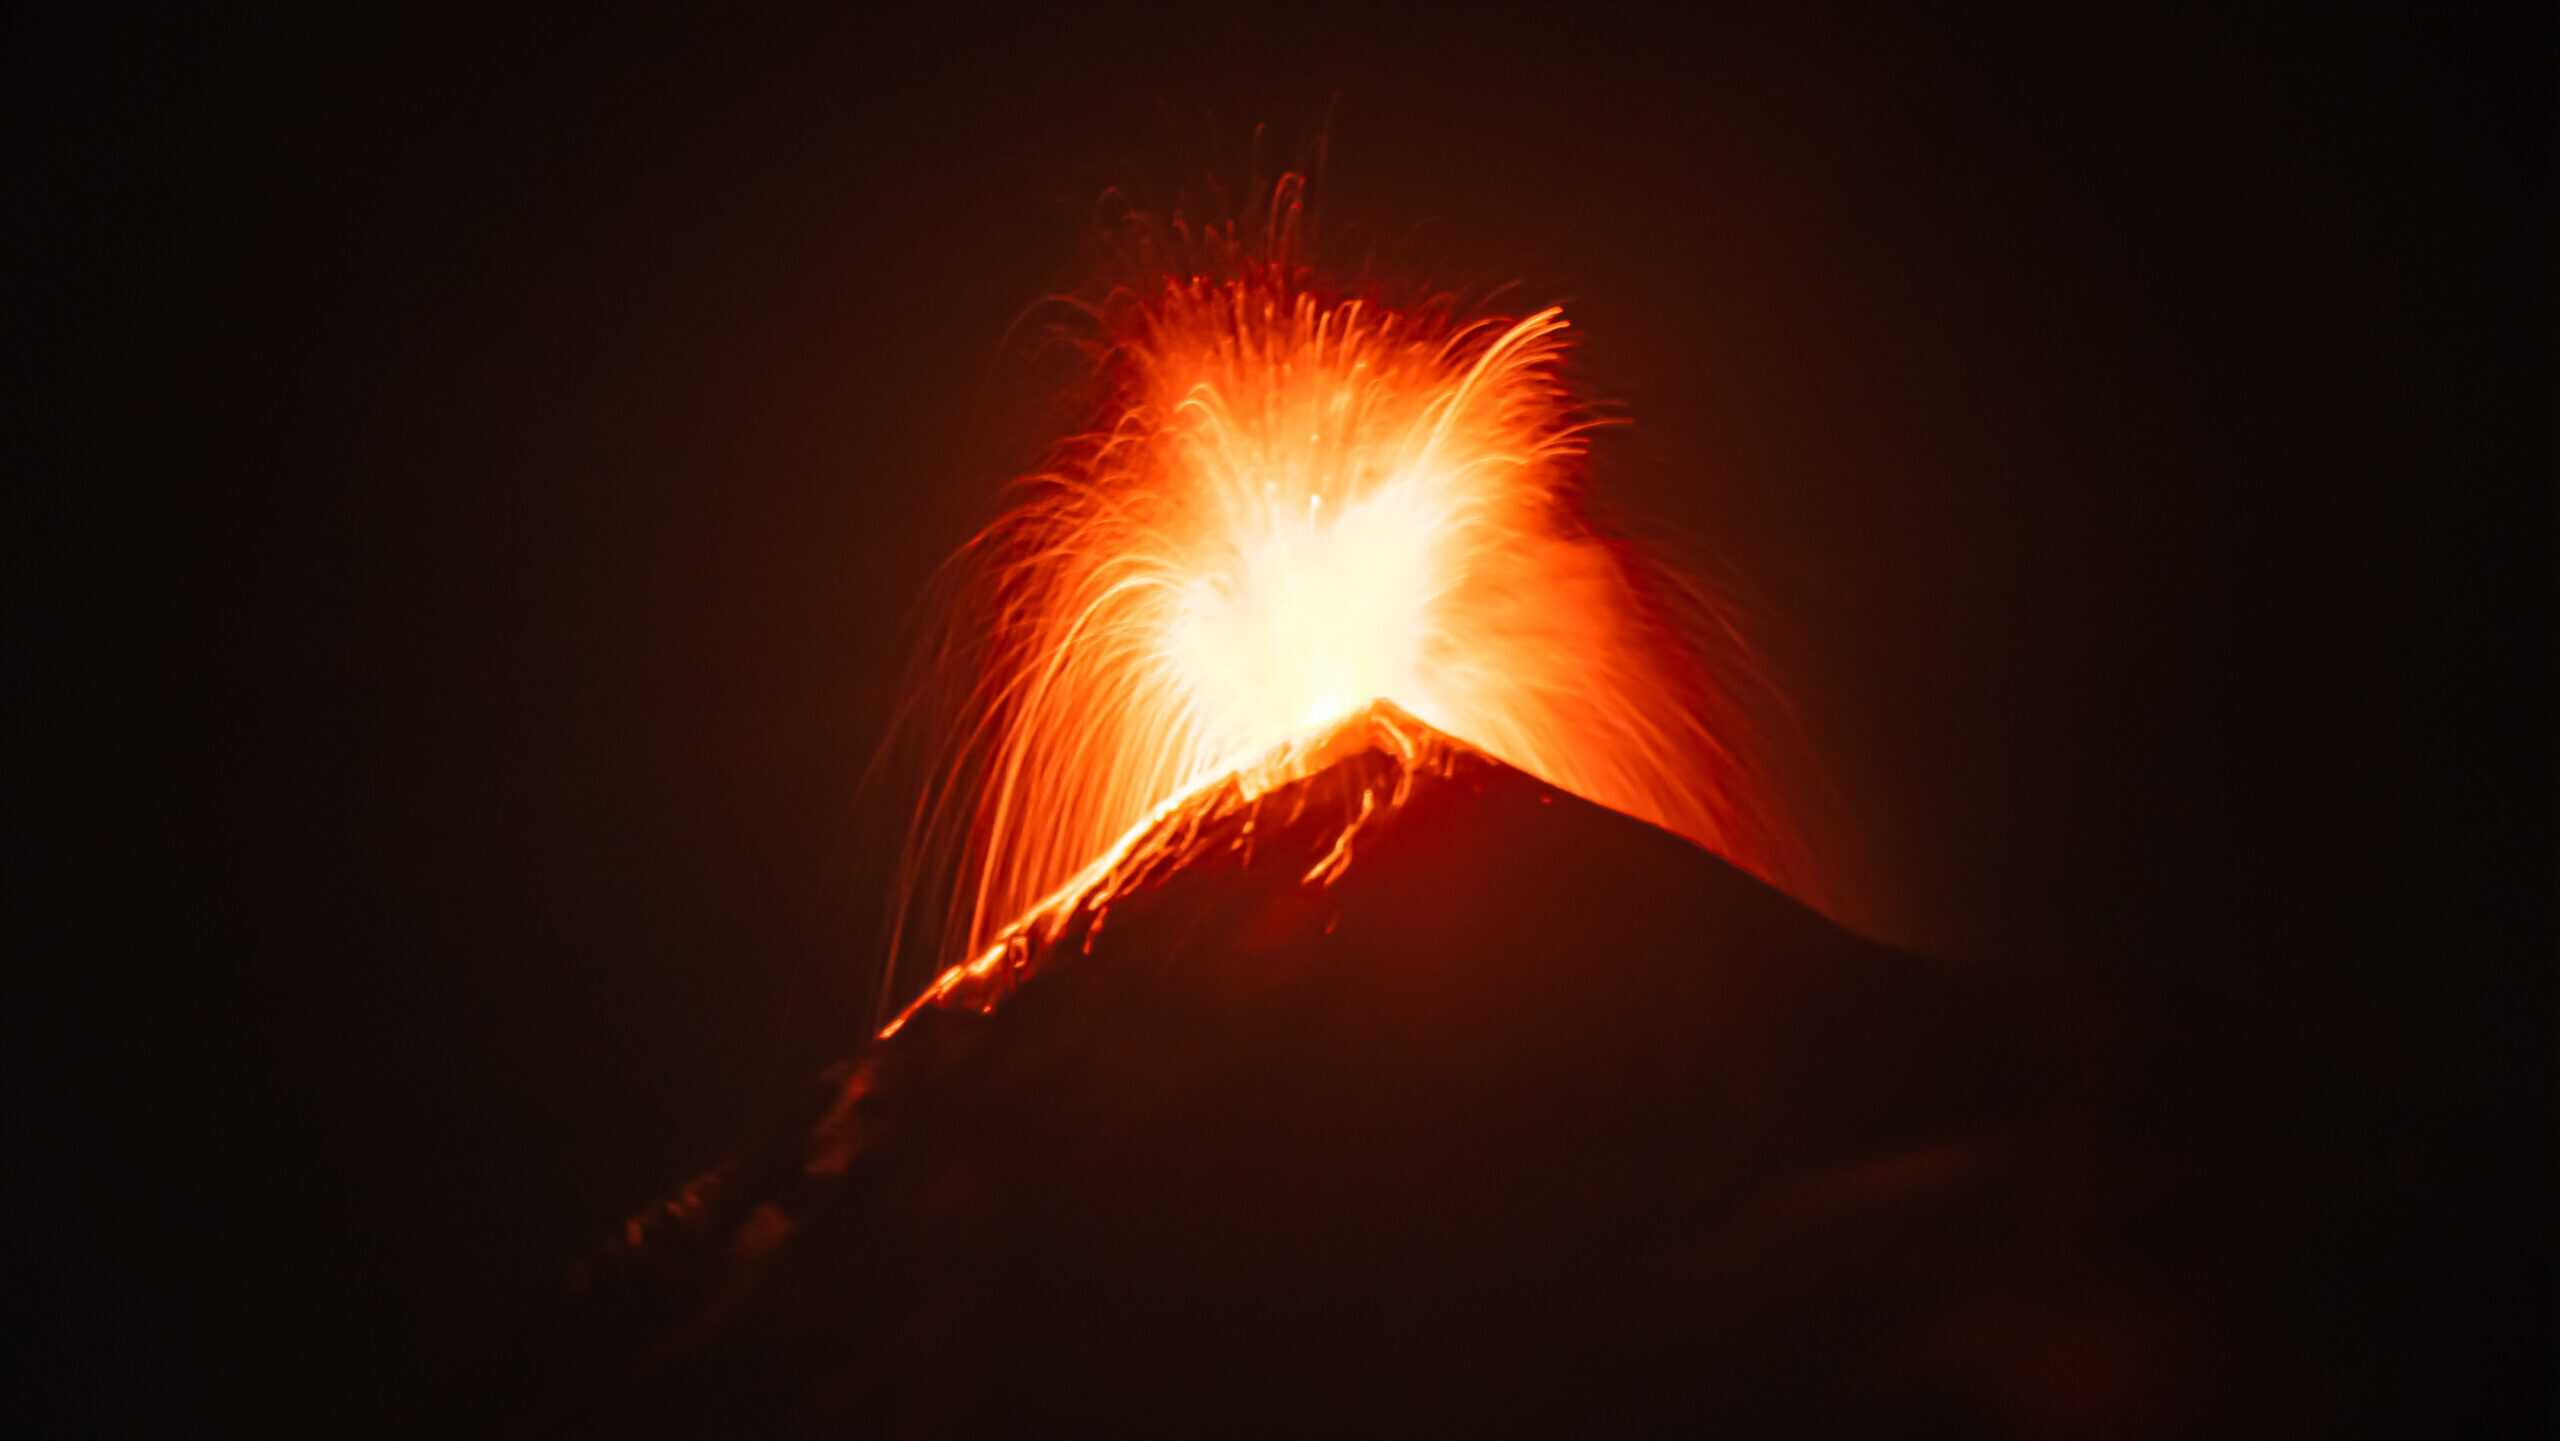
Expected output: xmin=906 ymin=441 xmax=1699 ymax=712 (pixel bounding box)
xmin=512 ymin=702 xmax=2282 ymax=1436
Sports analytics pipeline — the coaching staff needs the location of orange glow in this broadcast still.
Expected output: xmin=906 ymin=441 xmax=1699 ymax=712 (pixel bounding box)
xmin=894 ymin=179 xmax=1809 ymax=993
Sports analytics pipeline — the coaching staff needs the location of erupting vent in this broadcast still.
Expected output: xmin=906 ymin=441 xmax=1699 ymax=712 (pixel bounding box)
xmin=898 ymin=179 xmax=1810 ymax=990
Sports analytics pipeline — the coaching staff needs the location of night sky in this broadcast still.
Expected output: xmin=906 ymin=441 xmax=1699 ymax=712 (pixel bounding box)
xmin=15 ymin=5 xmax=2545 ymax=1431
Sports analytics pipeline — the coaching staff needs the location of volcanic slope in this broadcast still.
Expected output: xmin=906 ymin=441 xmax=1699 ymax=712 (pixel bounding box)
xmin=527 ymin=703 xmax=2284 ymax=1437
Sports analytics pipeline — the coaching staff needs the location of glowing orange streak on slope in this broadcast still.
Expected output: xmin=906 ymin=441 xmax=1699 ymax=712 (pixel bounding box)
xmin=883 ymin=701 xmax=1439 ymax=1039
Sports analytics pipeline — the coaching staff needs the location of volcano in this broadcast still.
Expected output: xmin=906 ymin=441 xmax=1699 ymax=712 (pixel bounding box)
xmin=519 ymin=705 xmax=2289 ymax=1436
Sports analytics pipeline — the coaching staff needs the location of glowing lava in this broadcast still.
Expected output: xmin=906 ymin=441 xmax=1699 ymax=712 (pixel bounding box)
xmin=895 ymin=181 xmax=1807 ymax=997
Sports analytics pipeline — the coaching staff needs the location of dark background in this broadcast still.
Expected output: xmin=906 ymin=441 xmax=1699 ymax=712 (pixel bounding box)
xmin=12 ymin=3 xmax=2546 ymax=1431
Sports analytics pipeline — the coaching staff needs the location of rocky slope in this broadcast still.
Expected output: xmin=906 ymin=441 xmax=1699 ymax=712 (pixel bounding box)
xmin=517 ymin=704 xmax=2298 ymax=1436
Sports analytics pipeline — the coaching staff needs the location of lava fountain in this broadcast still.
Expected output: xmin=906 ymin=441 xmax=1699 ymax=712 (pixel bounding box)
xmin=892 ymin=178 xmax=1811 ymax=1008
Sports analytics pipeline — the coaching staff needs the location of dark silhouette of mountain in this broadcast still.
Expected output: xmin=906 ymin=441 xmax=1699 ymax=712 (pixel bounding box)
xmin=510 ymin=704 xmax=2375 ymax=1436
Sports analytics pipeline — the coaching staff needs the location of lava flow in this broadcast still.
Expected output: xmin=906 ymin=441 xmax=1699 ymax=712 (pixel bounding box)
xmin=895 ymin=180 xmax=1809 ymax=1009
